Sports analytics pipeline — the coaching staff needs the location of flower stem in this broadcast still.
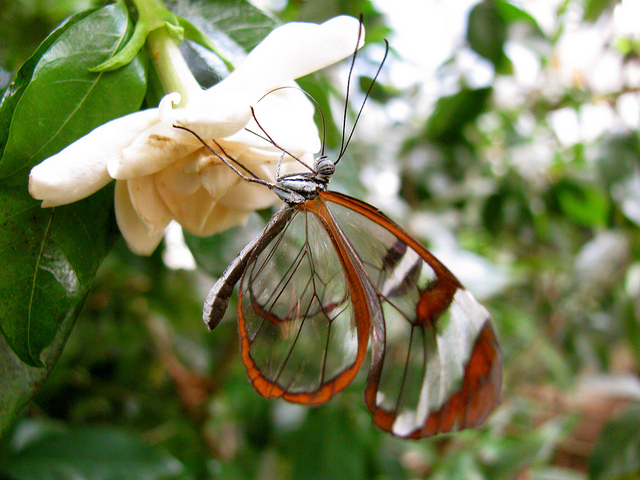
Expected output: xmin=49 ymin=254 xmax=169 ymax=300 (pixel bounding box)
xmin=131 ymin=0 xmax=166 ymax=19
xmin=146 ymin=27 xmax=202 ymax=106
xmin=106 ymin=0 xmax=201 ymax=105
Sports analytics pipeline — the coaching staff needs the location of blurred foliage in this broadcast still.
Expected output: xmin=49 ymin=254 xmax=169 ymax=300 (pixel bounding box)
xmin=1 ymin=0 xmax=640 ymax=479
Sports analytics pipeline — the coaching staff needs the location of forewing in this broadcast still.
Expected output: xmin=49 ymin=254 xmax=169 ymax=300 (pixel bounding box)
xmin=203 ymin=207 xmax=294 ymax=330
xmin=322 ymin=191 xmax=502 ymax=439
xmin=238 ymin=203 xmax=371 ymax=405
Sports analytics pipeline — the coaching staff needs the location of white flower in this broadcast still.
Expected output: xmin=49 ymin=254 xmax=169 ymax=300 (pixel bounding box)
xmin=29 ymin=16 xmax=364 ymax=255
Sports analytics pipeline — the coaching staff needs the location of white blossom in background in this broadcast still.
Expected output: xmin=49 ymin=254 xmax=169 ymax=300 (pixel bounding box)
xmin=29 ymin=16 xmax=364 ymax=255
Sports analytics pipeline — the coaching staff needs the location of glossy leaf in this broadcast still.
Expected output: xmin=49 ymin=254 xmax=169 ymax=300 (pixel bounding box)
xmin=0 ymin=299 xmax=79 ymax=435
xmin=0 ymin=185 xmax=118 ymax=367
xmin=170 ymin=0 xmax=276 ymax=60
xmin=0 ymin=2 xmax=147 ymax=179
xmin=0 ymin=2 xmax=146 ymax=366
xmin=0 ymin=8 xmax=94 ymax=162
xmin=495 ymin=0 xmax=543 ymax=33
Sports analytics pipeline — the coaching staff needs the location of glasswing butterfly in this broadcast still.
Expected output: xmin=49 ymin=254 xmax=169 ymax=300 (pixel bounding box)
xmin=180 ymin=22 xmax=501 ymax=439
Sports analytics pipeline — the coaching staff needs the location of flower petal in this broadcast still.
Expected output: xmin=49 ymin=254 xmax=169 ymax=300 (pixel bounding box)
xmin=198 ymin=204 xmax=252 ymax=237
xmin=215 ymin=140 xmax=282 ymax=165
xmin=224 ymin=85 xmax=321 ymax=156
xmin=226 ymin=16 xmax=364 ymax=96
xmin=127 ymin=175 xmax=173 ymax=236
xmin=217 ymin=169 xmax=279 ymax=211
xmin=199 ymin=163 xmax=241 ymax=200
xmin=115 ymin=180 xmax=166 ymax=255
xmin=29 ymin=109 xmax=160 ymax=207
xmin=155 ymin=177 xmax=219 ymax=234
xmin=160 ymin=90 xmax=248 ymax=141
xmin=169 ymin=16 xmax=363 ymax=140
xmin=110 ymin=122 xmax=201 ymax=180
xmin=156 ymin=163 xmax=202 ymax=196
xmin=176 ymin=144 xmax=242 ymax=174
xmin=168 ymin=89 xmax=253 ymax=140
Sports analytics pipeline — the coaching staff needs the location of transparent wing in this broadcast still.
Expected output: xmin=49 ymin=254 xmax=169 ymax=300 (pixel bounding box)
xmin=238 ymin=203 xmax=373 ymax=405
xmin=322 ymin=191 xmax=502 ymax=439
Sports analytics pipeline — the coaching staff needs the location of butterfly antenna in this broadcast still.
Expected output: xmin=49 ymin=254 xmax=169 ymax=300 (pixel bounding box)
xmin=338 ymin=18 xmax=363 ymax=159
xmin=336 ymin=33 xmax=389 ymax=164
xmin=173 ymin=125 xmax=272 ymax=187
xmin=256 ymin=86 xmax=328 ymax=157
xmin=248 ymin=106 xmax=315 ymax=173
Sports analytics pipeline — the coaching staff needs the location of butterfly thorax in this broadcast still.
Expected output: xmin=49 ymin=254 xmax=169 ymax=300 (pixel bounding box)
xmin=273 ymin=155 xmax=336 ymax=205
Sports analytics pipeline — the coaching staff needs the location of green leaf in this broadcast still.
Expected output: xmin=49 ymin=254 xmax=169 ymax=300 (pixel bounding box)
xmin=0 ymin=1 xmax=147 ymax=367
xmin=91 ymin=1 xmax=183 ymax=72
xmin=495 ymin=0 xmax=543 ymax=32
xmin=595 ymin=134 xmax=640 ymax=188
xmin=0 ymin=300 xmax=80 ymax=436
xmin=0 ymin=185 xmax=119 ymax=367
xmin=466 ymin=0 xmax=507 ymax=69
xmin=280 ymin=405 xmax=371 ymax=480
xmin=589 ymin=404 xmax=640 ymax=480
xmin=178 ymin=16 xmax=233 ymax=71
xmin=557 ymin=182 xmax=609 ymax=228
xmin=0 ymin=8 xmax=94 ymax=163
xmin=1 ymin=424 xmax=186 ymax=480
xmin=0 ymin=2 xmax=147 ymax=178
xmin=583 ymin=0 xmax=618 ymax=22
xmin=170 ymin=0 xmax=277 ymax=56
xmin=424 ymin=87 xmax=492 ymax=143
xmin=145 ymin=0 xmax=275 ymax=106
xmin=481 ymin=182 xmax=535 ymax=236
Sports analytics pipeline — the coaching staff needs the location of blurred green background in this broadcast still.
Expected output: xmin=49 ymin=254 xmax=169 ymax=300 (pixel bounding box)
xmin=1 ymin=0 xmax=639 ymax=479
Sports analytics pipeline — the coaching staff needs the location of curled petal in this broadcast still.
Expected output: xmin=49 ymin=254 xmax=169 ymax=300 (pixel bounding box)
xmin=158 ymin=92 xmax=183 ymax=121
xmin=224 ymin=85 xmax=321 ymax=156
xmin=198 ymin=204 xmax=252 ymax=237
xmin=155 ymin=178 xmax=218 ymax=235
xmin=109 ymin=120 xmax=201 ymax=179
xmin=199 ymin=163 xmax=241 ymax=201
xmin=215 ymin=140 xmax=281 ymax=166
xmin=115 ymin=180 xmax=166 ymax=255
xmin=168 ymin=89 xmax=253 ymax=140
xmin=172 ymin=16 xmax=363 ymax=140
xmin=225 ymin=16 xmax=364 ymax=96
xmin=29 ymin=109 xmax=159 ymax=207
xmin=156 ymin=163 xmax=202 ymax=196
xmin=218 ymin=170 xmax=279 ymax=211
xmin=127 ymin=175 xmax=173 ymax=236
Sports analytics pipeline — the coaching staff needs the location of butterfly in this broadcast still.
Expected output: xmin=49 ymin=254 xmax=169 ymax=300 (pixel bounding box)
xmin=183 ymin=25 xmax=501 ymax=439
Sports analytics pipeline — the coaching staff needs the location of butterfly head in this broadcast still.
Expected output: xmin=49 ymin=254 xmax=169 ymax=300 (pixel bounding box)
xmin=315 ymin=155 xmax=335 ymax=181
